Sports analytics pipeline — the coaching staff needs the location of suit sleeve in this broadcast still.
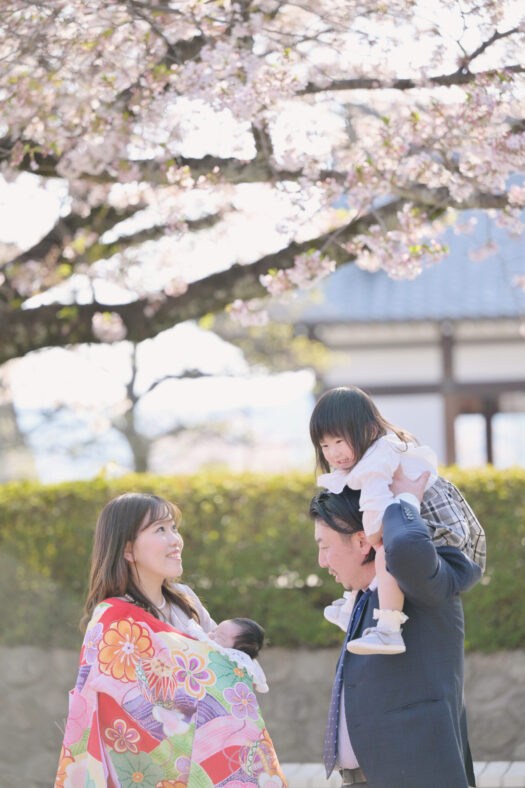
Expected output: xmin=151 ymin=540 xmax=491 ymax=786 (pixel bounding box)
xmin=382 ymin=500 xmax=482 ymax=607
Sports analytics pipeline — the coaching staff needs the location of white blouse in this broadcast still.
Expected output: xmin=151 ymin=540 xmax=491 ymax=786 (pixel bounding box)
xmin=161 ymin=582 xmax=216 ymax=635
xmin=318 ymin=433 xmax=438 ymax=536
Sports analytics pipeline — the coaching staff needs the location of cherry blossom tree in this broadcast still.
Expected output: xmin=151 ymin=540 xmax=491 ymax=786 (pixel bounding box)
xmin=5 ymin=343 xmax=242 ymax=473
xmin=1 ymin=0 xmax=524 ymax=362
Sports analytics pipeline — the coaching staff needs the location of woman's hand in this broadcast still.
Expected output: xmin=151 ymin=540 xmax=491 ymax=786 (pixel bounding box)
xmin=389 ymin=465 xmax=430 ymax=502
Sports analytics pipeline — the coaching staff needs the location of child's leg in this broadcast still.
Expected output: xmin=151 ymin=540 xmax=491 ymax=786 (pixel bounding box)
xmin=375 ymin=545 xmax=404 ymax=613
xmin=346 ymin=544 xmax=408 ymax=655
xmin=362 ymin=510 xmax=383 ymax=546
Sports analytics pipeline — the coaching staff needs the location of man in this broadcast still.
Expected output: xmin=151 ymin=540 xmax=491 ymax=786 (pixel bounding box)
xmin=310 ymin=469 xmax=481 ymax=788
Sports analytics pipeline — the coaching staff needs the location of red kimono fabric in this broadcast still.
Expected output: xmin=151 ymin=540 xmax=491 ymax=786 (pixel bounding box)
xmin=55 ymin=597 xmax=286 ymax=788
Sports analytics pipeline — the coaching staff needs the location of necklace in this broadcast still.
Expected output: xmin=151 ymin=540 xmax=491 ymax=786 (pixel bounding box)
xmin=124 ymin=592 xmax=166 ymax=614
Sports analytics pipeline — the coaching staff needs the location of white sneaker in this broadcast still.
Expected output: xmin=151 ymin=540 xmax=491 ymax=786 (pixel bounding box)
xmin=346 ymin=626 xmax=406 ymax=655
xmin=324 ymin=603 xmax=351 ymax=632
xmin=324 ymin=592 xmax=356 ymax=632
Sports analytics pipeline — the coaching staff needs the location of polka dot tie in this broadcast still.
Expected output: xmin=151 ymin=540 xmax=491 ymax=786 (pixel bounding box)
xmin=323 ymin=588 xmax=372 ymax=777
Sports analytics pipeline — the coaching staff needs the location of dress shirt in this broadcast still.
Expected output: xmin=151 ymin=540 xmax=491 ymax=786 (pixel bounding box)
xmin=337 ymin=577 xmax=378 ymax=769
xmin=393 ymin=491 xmax=421 ymax=511
xmin=337 ymin=498 xmax=418 ymax=768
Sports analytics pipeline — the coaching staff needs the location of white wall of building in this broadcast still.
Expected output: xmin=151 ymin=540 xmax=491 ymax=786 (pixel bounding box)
xmin=316 ymin=322 xmax=525 ymax=467
xmin=372 ymin=394 xmax=446 ymax=463
xmin=455 ymin=342 xmax=525 ymax=381
xmin=324 ymin=346 xmax=442 ymax=387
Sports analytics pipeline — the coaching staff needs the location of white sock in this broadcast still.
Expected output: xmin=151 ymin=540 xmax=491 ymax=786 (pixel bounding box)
xmin=372 ymin=608 xmax=408 ymax=633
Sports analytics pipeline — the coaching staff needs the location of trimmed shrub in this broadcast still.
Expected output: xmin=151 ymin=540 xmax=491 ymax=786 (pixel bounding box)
xmin=0 ymin=468 xmax=523 ymax=650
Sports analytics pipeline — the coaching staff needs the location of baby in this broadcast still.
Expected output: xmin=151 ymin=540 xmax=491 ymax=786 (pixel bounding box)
xmin=187 ymin=616 xmax=268 ymax=692
xmin=209 ymin=617 xmax=265 ymax=658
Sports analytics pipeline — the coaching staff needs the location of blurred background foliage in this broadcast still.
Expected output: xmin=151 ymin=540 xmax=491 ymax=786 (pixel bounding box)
xmin=0 ymin=467 xmax=523 ymax=651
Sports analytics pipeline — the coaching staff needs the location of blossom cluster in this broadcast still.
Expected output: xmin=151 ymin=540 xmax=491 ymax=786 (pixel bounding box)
xmin=228 ymin=250 xmax=336 ymax=325
xmin=514 ymin=275 xmax=525 ymax=292
xmin=227 ymin=299 xmax=270 ymax=327
xmin=91 ymin=312 xmax=128 ymax=342
xmin=345 ymin=205 xmax=450 ymax=279
xmin=260 ymin=251 xmax=336 ymax=296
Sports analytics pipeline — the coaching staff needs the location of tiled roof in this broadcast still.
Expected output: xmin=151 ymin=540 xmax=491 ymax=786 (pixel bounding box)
xmin=294 ymin=213 xmax=525 ymax=324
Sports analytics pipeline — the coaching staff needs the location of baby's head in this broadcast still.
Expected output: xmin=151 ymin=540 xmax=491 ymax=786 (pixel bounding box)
xmin=210 ymin=617 xmax=265 ymax=658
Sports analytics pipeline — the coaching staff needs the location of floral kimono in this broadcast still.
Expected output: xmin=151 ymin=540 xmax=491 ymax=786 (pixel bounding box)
xmin=55 ymin=598 xmax=286 ymax=788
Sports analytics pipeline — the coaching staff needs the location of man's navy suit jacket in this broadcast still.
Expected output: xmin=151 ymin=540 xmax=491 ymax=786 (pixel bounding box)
xmin=341 ymin=500 xmax=481 ymax=788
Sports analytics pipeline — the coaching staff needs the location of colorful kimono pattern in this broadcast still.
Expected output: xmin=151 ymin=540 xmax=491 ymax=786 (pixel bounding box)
xmin=55 ymin=598 xmax=286 ymax=788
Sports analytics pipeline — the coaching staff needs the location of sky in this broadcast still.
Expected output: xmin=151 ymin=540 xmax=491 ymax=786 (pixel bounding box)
xmin=7 ymin=351 xmax=316 ymax=482
xmin=2 ymin=306 xmax=317 ymax=481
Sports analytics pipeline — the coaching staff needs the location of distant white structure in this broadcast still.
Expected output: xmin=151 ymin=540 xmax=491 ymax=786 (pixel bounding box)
xmin=292 ymin=213 xmax=525 ymax=466
xmin=0 ymin=401 xmax=37 ymax=481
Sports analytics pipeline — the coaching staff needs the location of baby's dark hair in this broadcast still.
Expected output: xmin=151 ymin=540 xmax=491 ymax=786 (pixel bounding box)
xmin=310 ymin=385 xmax=416 ymax=473
xmin=231 ymin=618 xmax=265 ymax=658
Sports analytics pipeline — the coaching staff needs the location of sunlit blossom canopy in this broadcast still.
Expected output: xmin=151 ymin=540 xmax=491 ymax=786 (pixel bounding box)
xmin=0 ymin=0 xmax=524 ymax=355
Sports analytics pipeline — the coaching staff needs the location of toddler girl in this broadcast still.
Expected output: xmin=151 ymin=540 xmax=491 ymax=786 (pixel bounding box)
xmin=310 ymin=386 xmax=486 ymax=655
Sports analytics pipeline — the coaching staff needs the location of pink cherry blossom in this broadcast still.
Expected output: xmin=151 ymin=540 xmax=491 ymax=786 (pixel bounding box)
xmin=228 ymin=299 xmax=269 ymax=327
xmin=468 ymin=240 xmax=499 ymax=263
xmin=1 ymin=0 xmax=524 ymax=348
xmin=514 ymin=275 xmax=525 ymax=292
xmin=91 ymin=312 xmax=128 ymax=342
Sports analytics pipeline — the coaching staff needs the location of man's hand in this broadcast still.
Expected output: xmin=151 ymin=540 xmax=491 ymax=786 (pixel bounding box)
xmin=389 ymin=465 xmax=430 ymax=502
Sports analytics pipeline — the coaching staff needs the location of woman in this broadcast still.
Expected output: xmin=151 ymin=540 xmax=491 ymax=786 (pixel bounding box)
xmin=55 ymin=492 xmax=285 ymax=788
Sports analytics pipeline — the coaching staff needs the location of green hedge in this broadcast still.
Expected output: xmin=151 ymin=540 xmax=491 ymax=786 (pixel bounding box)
xmin=0 ymin=468 xmax=523 ymax=651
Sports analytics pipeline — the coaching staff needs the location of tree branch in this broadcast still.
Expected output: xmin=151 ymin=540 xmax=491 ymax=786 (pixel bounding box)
xmin=460 ymin=26 xmax=521 ymax=69
xmin=123 ymin=1 xmax=204 ymax=67
xmin=0 ymin=178 xmax=515 ymax=363
xmin=2 ymin=205 xmax=146 ymax=271
xmin=143 ymin=369 xmax=227 ymax=397
xmin=4 ymin=206 xmax=229 ymax=278
xmin=74 ymin=210 xmax=229 ymax=264
xmin=299 ymin=64 xmax=525 ymax=94
xmin=0 ymin=135 xmax=345 ymax=187
xmin=392 ymin=185 xmax=510 ymax=211
xmin=0 ymin=197 xmax=406 ymax=363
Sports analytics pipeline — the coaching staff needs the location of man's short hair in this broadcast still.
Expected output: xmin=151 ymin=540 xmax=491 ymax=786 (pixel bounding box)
xmin=309 ymin=487 xmax=375 ymax=564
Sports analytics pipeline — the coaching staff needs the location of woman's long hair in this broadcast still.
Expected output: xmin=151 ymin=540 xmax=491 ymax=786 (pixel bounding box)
xmin=310 ymin=386 xmax=416 ymax=474
xmin=81 ymin=492 xmax=199 ymax=630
